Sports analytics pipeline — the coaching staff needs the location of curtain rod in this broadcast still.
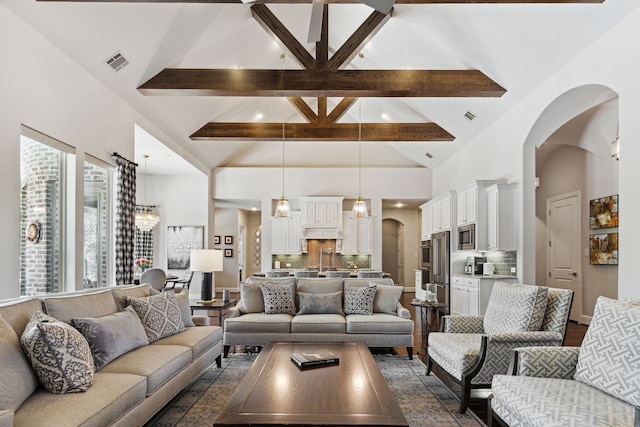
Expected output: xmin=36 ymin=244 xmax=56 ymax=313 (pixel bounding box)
xmin=111 ymin=152 xmax=139 ymax=167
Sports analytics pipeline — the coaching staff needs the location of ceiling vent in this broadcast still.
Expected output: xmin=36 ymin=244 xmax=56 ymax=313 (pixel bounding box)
xmin=464 ymin=111 xmax=476 ymax=121
xmin=105 ymin=52 xmax=129 ymax=72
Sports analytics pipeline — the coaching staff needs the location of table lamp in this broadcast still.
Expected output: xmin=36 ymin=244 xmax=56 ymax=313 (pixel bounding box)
xmin=190 ymin=249 xmax=224 ymax=303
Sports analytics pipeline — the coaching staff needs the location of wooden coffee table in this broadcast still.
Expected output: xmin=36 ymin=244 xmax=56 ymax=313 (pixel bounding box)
xmin=214 ymin=342 xmax=408 ymax=426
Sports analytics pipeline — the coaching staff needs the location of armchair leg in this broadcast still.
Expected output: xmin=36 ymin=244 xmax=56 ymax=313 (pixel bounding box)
xmin=459 ymin=377 xmax=472 ymax=414
xmin=223 ymin=345 xmax=230 ymax=358
xmin=425 ymin=354 xmax=433 ymax=375
xmin=215 ymin=354 xmax=222 ymax=368
xmin=406 ymin=347 xmax=413 ymax=360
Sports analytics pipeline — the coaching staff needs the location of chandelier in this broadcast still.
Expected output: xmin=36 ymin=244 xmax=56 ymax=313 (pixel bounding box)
xmin=135 ymin=155 xmax=160 ymax=231
xmin=273 ymin=54 xmax=291 ymax=220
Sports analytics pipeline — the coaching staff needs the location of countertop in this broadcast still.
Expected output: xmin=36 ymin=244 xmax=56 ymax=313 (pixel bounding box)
xmin=452 ymin=274 xmax=517 ymax=280
xmin=252 ymin=270 xmax=391 ymax=278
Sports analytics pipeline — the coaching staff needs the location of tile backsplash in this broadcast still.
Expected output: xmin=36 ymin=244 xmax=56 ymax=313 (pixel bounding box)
xmin=484 ymin=251 xmax=517 ymax=276
xmin=271 ymin=254 xmax=371 ymax=270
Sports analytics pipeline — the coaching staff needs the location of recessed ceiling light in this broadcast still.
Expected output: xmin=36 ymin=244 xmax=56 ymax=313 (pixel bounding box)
xmin=381 ymin=113 xmax=390 ymax=121
xmin=254 ymin=112 xmax=264 ymax=121
xmin=395 ymin=202 xmax=404 ymax=208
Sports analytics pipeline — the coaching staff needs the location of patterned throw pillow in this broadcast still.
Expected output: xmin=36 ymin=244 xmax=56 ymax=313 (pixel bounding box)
xmin=259 ymin=282 xmax=297 ymax=315
xmin=483 ymin=282 xmax=548 ymax=334
xmin=574 ymin=296 xmax=640 ymax=407
xmin=20 ymin=310 xmax=94 ymax=394
xmin=297 ymin=291 xmax=344 ymax=315
xmin=124 ymin=292 xmax=185 ymax=343
xmin=343 ymin=283 xmax=377 ymax=315
xmin=71 ymin=306 xmax=149 ymax=370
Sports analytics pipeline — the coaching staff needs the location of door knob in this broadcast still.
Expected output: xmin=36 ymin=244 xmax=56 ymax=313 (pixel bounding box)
xmin=569 ymin=272 xmax=577 ymax=277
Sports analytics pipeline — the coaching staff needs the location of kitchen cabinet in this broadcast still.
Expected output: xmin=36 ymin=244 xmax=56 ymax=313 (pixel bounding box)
xmin=456 ymin=184 xmax=477 ymax=226
xmin=451 ymin=276 xmax=517 ymax=315
xmin=299 ymin=197 xmax=343 ymax=228
xmin=420 ymin=202 xmax=433 ymax=240
xmin=341 ymin=212 xmax=372 ymax=254
xmin=420 ymin=191 xmax=455 ymax=239
xmin=486 ymin=183 xmax=517 ymax=251
xmin=271 ymin=211 xmax=301 ymax=254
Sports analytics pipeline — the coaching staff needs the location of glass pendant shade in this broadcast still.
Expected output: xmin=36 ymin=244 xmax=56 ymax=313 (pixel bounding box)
xmin=135 ymin=209 xmax=160 ymax=231
xmin=274 ymin=197 xmax=291 ymax=219
xmin=352 ymin=197 xmax=369 ymax=220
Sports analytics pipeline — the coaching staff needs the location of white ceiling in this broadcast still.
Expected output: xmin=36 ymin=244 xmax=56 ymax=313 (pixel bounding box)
xmin=5 ymin=0 xmax=637 ymax=177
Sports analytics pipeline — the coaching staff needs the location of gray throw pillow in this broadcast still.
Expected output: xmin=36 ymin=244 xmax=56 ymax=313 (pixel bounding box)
xmin=344 ymin=283 xmax=377 ymax=315
xmin=0 ymin=314 xmax=38 ymax=410
xmin=373 ymin=284 xmax=404 ymax=315
xmin=173 ymin=291 xmax=196 ymax=327
xmin=240 ymin=282 xmax=264 ymax=313
xmin=259 ymin=282 xmax=297 ymax=315
xmin=297 ymin=291 xmax=344 ymax=315
xmin=20 ymin=310 xmax=94 ymax=394
xmin=124 ymin=292 xmax=185 ymax=343
xmin=71 ymin=306 xmax=149 ymax=370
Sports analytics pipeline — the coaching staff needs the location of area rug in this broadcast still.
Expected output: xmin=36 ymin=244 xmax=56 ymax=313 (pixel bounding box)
xmin=147 ymin=353 xmax=485 ymax=427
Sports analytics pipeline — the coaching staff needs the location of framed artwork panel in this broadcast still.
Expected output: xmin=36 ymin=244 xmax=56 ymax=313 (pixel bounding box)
xmin=214 ymin=235 xmax=221 ymax=245
xmin=225 ymin=248 xmax=233 ymax=258
xmin=167 ymin=226 xmax=204 ymax=269
xmin=589 ymin=232 xmax=618 ymax=265
xmin=225 ymin=235 xmax=233 ymax=245
xmin=589 ymin=195 xmax=618 ymax=229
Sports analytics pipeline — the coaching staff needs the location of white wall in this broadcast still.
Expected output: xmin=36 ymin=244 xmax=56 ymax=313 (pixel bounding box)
xmin=432 ymin=6 xmax=640 ymax=301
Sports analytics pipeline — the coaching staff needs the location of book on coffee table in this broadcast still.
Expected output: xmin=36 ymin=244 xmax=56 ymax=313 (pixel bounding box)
xmin=290 ymin=350 xmax=339 ymax=368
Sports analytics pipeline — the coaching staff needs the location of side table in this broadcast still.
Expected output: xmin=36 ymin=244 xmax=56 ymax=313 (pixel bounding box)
xmin=411 ymin=301 xmax=448 ymax=361
xmin=190 ymin=298 xmax=238 ymax=329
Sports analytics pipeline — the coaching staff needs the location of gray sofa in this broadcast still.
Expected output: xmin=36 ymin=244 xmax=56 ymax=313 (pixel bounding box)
xmin=0 ymin=284 xmax=223 ymax=427
xmin=223 ymin=277 xmax=414 ymax=358
xmin=489 ymin=296 xmax=640 ymax=427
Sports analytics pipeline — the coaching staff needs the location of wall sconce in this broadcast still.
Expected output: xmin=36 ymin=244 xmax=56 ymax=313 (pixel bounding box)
xmin=611 ymin=136 xmax=620 ymax=160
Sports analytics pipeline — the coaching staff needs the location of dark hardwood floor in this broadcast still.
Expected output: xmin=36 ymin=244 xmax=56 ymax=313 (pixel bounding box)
xmin=398 ymin=291 xmax=589 ymax=424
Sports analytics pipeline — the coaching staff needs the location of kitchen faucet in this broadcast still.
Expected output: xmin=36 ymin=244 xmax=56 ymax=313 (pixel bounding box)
xmin=319 ymin=248 xmax=333 ymax=272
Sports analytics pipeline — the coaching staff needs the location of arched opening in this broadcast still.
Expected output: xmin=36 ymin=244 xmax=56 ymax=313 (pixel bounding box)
xmin=523 ymin=84 xmax=619 ymax=322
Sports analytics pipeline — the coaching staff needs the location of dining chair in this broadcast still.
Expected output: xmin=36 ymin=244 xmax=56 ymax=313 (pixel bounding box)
xmin=140 ymin=268 xmax=167 ymax=292
xmin=325 ymin=271 xmax=351 ymax=278
xmin=357 ymin=271 xmax=384 ymax=278
xmin=294 ymin=270 xmax=319 ymax=278
xmin=266 ymin=270 xmax=290 ymax=278
xmin=164 ymin=269 xmax=194 ymax=294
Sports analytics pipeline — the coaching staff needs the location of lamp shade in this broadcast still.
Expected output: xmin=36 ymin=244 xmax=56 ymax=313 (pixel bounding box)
xmin=190 ymin=249 xmax=223 ymax=272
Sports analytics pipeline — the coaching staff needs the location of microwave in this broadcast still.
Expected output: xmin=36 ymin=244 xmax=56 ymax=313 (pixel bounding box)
xmin=420 ymin=240 xmax=431 ymax=269
xmin=458 ymin=223 xmax=475 ymax=250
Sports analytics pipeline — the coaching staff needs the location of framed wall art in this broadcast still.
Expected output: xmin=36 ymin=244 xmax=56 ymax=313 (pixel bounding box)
xmin=214 ymin=235 xmax=221 ymax=245
xmin=225 ymin=248 xmax=233 ymax=258
xmin=167 ymin=225 xmax=204 ymax=269
xmin=589 ymin=232 xmax=618 ymax=265
xmin=589 ymin=195 xmax=618 ymax=229
xmin=224 ymin=235 xmax=233 ymax=245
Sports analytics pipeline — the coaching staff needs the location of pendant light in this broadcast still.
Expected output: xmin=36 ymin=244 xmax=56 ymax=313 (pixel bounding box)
xmin=352 ymin=99 xmax=369 ymax=220
xmin=273 ymin=53 xmax=291 ymax=219
xmin=135 ymin=155 xmax=160 ymax=231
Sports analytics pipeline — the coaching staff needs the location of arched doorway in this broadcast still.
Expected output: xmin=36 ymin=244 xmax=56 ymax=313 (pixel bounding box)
xmin=382 ymin=218 xmax=404 ymax=284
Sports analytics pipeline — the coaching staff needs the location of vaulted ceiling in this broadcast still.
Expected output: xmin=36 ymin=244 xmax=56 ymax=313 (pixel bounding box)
xmin=6 ymin=0 xmax=634 ymax=175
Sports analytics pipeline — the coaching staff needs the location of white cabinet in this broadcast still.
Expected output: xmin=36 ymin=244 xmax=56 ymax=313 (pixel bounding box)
xmin=486 ymin=184 xmax=516 ymax=251
xmin=271 ymin=212 xmax=301 ymax=254
xmin=341 ymin=212 xmax=372 ymax=254
xmin=299 ymin=197 xmax=343 ymax=228
xmin=420 ymin=191 xmax=455 ymax=239
xmin=451 ymin=276 xmax=517 ymax=315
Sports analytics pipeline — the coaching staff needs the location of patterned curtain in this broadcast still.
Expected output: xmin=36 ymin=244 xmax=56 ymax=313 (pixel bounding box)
xmin=135 ymin=205 xmax=154 ymax=261
xmin=113 ymin=154 xmax=136 ymax=284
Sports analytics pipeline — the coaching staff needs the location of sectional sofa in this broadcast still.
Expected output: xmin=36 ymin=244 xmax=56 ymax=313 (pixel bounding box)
xmin=0 ymin=284 xmax=223 ymax=427
xmin=223 ymin=276 xmax=414 ymax=358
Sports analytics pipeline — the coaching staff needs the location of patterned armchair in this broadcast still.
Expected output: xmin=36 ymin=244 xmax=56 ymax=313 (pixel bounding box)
xmin=426 ymin=282 xmax=573 ymax=413
xmin=489 ymin=296 xmax=640 ymax=427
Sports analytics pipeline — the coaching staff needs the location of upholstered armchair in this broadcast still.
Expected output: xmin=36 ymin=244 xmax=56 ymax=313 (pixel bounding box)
xmin=426 ymin=282 xmax=574 ymax=413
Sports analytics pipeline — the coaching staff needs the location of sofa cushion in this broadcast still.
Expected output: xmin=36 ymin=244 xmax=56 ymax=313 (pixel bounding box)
xmin=427 ymin=333 xmax=482 ymax=381
xmin=0 ymin=298 xmax=43 ymax=336
xmin=346 ymin=313 xmax=414 ymax=334
xmin=224 ymin=313 xmax=292 ymax=333
xmin=260 ymin=282 xmax=297 ymax=315
xmin=344 ymin=278 xmax=394 ymax=288
xmin=111 ymin=283 xmax=154 ymax=311
xmin=0 ymin=314 xmax=38 ymax=411
xmin=42 ymin=290 xmax=118 ymax=324
xmin=99 ymin=344 xmax=191 ymax=396
xmin=71 ymin=306 xmax=149 ymax=370
xmin=491 ymin=374 xmax=636 ymax=427
xmin=373 ymin=284 xmax=403 ymax=315
xmin=20 ymin=310 xmax=95 ymax=394
xmin=483 ymin=282 xmax=548 ymax=334
xmin=574 ymin=296 xmax=640 ymax=407
xmin=174 ymin=291 xmax=196 ymax=327
xmin=13 ymin=372 xmax=147 ymax=427
xmin=239 ymin=282 xmax=264 ymax=313
xmin=343 ymin=283 xmax=376 ymax=315
xmin=152 ymin=326 xmax=222 ymax=361
xmin=296 ymin=278 xmax=344 ymax=294
xmin=125 ymin=292 xmax=185 ymax=343
xmin=291 ymin=314 xmax=346 ymax=333
xmin=297 ymin=291 xmax=344 ymax=315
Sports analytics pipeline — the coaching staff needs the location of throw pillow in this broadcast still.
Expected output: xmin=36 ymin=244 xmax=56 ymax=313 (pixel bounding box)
xmin=373 ymin=284 xmax=404 ymax=315
xmin=173 ymin=291 xmax=196 ymax=327
xmin=124 ymin=292 xmax=185 ymax=343
xmin=574 ymin=296 xmax=640 ymax=407
xmin=111 ymin=284 xmax=153 ymax=311
xmin=297 ymin=291 xmax=344 ymax=315
xmin=0 ymin=314 xmax=38 ymax=410
xmin=240 ymin=282 xmax=265 ymax=313
xmin=259 ymin=282 xmax=297 ymax=315
xmin=20 ymin=310 xmax=94 ymax=394
xmin=71 ymin=306 xmax=149 ymax=370
xmin=343 ymin=283 xmax=377 ymax=315
xmin=483 ymin=282 xmax=548 ymax=334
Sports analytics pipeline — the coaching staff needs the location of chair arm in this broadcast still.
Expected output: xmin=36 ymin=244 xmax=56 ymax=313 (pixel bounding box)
xmin=396 ymin=302 xmax=411 ymax=319
xmin=509 ymin=346 xmax=581 ymax=379
xmin=489 ymin=331 xmax=564 ymax=344
xmin=192 ymin=315 xmax=210 ymax=326
xmin=226 ymin=302 xmax=244 ymax=319
xmin=442 ymin=315 xmax=484 ymax=333
xmin=0 ymin=410 xmax=13 ymax=427
xmin=635 ymin=407 xmax=639 ymax=427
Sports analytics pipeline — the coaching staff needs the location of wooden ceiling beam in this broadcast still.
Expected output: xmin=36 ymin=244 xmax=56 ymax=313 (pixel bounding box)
xmin=327 ymin=97 xmax=357 ymax=122
xmin=37 ymin=1 xmax=605 ymax=4
xmin=191 ymin=122 xmax=454 ymax=141
xmin=139 ymin=69 xmax=505 ymax=97
xmin=289 ymin=97 xmax=318 ymax=122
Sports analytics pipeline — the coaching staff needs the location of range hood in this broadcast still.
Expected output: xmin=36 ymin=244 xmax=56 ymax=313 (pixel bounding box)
xmin=301 ymin=227 xmax=343 ymax=240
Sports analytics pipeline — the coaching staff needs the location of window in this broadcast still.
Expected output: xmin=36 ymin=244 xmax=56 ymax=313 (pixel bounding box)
xmin=83 ymin=158 xmax=114 ymax=289
xmin=20 ymin=128 xmax=74 ymax=296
